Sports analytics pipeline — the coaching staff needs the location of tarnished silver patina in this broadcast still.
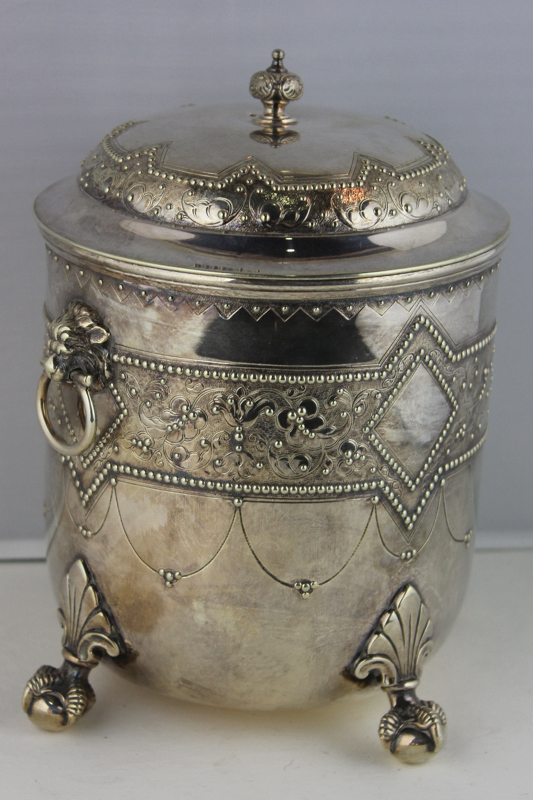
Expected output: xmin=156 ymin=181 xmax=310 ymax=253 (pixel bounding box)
xmin=25 ymin=51 xmax=509 ymax=763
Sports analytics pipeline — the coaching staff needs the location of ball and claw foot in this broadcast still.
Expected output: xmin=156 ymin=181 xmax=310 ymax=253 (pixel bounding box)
xmin=22 ymin=662 xmax=95 ymax=732
xmin=379 ymin=694 xmax=447 ymax=765
xmin=348 ymin=585 xmax=447 ymax=764
xmin=22 ymin=558 xmax=126 ymax=732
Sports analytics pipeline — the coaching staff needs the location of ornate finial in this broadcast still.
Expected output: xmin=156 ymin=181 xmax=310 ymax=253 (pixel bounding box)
xmin=249 ymin=49 xmax=303 ymax=130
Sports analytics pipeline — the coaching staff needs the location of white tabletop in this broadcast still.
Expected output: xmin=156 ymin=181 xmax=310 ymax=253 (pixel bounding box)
xmin=1 ymin=550 xmax=532 ymax=800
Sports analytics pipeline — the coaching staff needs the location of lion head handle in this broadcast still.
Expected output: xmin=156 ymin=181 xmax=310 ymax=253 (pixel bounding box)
xmin=42 ymin=301 xmax=111 ymax=391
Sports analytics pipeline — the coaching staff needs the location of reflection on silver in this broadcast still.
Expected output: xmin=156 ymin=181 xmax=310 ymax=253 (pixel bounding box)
xmin=27 ymin=49 xmax=508 ymax=765
xmin=368 ymin=219 xmax=447 ymax=251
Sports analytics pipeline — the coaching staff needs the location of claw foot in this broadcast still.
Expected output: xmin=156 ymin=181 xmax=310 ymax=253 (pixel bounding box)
xmin=379 ymin=692 xmax=447 ymax=764
xmin=22 ymin=558 xmax=125 ymax=732
xmin=348 ymin=584 xmax=447 ymax=763
xmin=22 ymin=663 xmax=95 ymax=731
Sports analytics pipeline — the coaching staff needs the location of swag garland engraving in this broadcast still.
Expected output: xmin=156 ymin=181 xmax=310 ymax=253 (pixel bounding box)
xmin=49 ymin=309 xmax=494 ymax=533
xmin=50 ymin=462 xmax=471 ymax=594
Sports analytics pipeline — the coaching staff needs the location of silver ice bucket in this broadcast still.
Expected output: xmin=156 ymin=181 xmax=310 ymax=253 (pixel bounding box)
xmin=23 ymin=51 xmax=509 ymax=764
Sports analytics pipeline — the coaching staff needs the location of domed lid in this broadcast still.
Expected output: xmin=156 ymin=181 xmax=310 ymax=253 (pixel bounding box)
xmin=35 ymin=49 xmax=509 ymax=293
xmin=79 ymin=49 xmax=467 ymax=238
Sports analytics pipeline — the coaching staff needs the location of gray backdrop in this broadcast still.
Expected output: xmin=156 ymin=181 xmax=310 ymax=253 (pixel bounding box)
xmin=1 ymin=0 xmax=531 ymax=545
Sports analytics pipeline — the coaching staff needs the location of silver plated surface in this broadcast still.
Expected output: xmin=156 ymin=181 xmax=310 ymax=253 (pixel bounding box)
xmin=37 ymin=240 xmax=497 ymax=713
xmin=25 ymin=51 xmax=509 ymax=760
xmin=78 ymin=110 xmax=465 ymax=237
xmin=35 ymin=179 xmax=508 ymax=290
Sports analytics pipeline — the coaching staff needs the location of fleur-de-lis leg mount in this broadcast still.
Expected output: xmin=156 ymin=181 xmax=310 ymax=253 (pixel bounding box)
xmin=348 ymin=584 xmax=447 ymax=764
xmin=23 ymin=558 xmax=126 ymax=731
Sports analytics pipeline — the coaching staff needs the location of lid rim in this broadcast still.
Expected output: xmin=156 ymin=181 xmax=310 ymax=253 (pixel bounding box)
xmin=35 ymin=178 xmax=509 ymax=299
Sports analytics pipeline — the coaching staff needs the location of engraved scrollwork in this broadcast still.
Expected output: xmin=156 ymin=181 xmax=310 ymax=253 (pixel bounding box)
xmin=182 ymin=186 xmax=246 ymax=227
xmin=332 ymin=185 xmax=389 ymax=230
xmin=348 ymin=585 xmax=446 ymax=763
xmin=436 ymin=157 xmax=465 ymax=209
xmin=80 ymin=127 xmax=466 ymax=234
xmin=329 ymin=144 xmax=467 ymax=231
xmin=116 ymin=380 xmax=358 ymax=483
xmin=210 ymin=443 xmax=263 ymax=481
xmin=279 ymin=74 xmax=304 ymax=102
xmin=23 ymin=559 xmax=126 ymax=731
xmin=59 ymin=310 xmax=496 ymax=537
xmin=211 ymin=385 xmax=276 ymax=426
xmin=268 ymin=391 xmax=353 ymax=479
xmin=78 ymin=50 xmax=468 ymax=236
xmin=124 ymin=181 xmax=166 ymax=215
xmin=249 ymin=49 xmax=303 ymax=129
xmin=44 ymin=261 xmax=495 ymax=543
xmin=249 ymin=70 xmax=275 ymax=100
xmin=250 ymin=187 xmax=311 ymax=229
xmin=394 ymin=187 xmax=434 ymax=220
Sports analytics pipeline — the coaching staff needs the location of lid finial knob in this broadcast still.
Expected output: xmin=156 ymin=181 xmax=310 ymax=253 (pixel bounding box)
xmin=249 ymin=49 xmax=303 ymax=130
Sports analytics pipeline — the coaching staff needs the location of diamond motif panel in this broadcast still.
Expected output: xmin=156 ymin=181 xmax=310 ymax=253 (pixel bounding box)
xmin=374 ymin=364 xmax=452 ymax=477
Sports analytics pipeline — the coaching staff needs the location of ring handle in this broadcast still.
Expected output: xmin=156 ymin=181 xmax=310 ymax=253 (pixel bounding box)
xmin=37 ymin=300 xmax=111 ymax=457
xmin=37 ymin=372 xmax=97 ymax=457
